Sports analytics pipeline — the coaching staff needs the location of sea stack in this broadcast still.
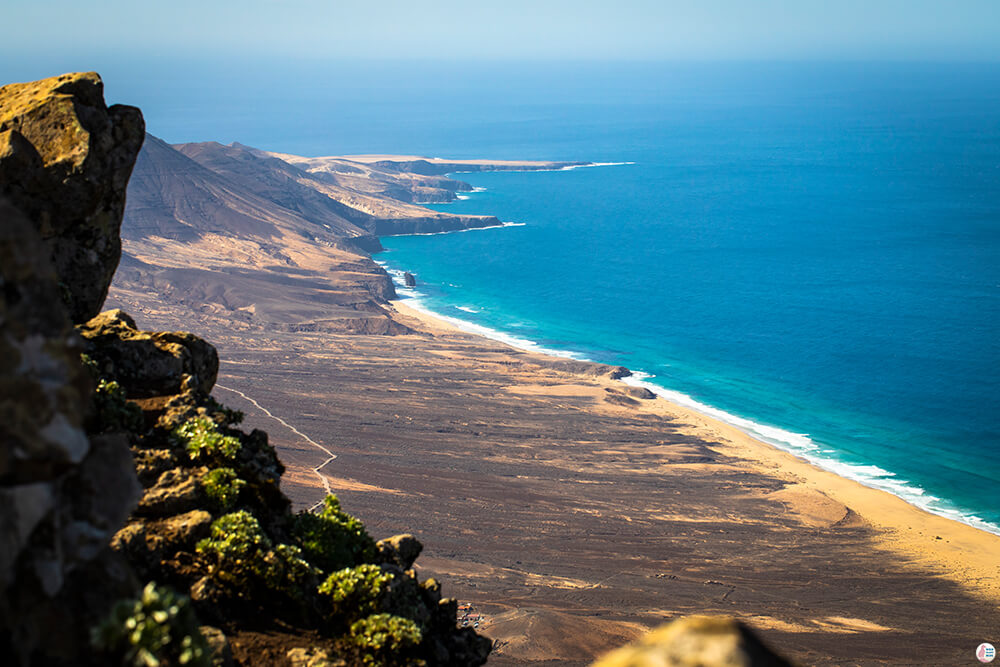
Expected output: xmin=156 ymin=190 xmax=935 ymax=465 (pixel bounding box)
xmin=403 ymin=271 xmax=417 ymax=287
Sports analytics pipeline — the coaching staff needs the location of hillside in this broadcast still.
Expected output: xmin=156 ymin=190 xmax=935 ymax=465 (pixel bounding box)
xmin=113 ymin=136 xmax=552 ymax=335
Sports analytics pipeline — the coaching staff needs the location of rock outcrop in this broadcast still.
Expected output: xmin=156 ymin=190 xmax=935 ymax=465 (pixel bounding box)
xmin=79 ymin=309 xmax=219 ymax=398
xmin=591 ymin=616 xmax=792 ymax=667
xmin=0 ymin=71 xmax=144 ymax=663
xmin=0 ymin=72 xmax=144 ymax=323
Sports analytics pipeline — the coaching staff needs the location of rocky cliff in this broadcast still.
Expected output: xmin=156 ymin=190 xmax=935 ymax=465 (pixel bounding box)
xmin=0 ymin=72 xmax=490 ymax=666
xmin=0 ymin=72 xmax=144 ymax=323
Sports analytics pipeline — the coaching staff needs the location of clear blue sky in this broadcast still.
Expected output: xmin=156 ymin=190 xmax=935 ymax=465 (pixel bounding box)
xmin=3 ymin=0 xmax=999 ymax=62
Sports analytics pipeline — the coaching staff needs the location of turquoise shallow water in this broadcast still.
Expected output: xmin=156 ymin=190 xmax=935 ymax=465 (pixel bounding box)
xmin=368 ymin=64 xmax=1000 ymax=533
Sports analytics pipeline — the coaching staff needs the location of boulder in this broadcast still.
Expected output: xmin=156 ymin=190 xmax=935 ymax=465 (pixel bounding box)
xmin=590 ymin=615 xmax=792 ymax=667
xmin=79 ymin=309 xmax=219 ymax=398
xmin=403 ymin=271 xmax=417 ymax=287
xmin=0 ymin=72 xmax=144 ymax=323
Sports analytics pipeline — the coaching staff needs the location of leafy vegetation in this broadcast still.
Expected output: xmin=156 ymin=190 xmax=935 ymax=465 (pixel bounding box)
xmin=172 ymin=416 xmax=241 ymax=461
xmin=348 ymin=614 xmax=423 ymax=666
xmin=196 ymin=511 xmax=317 ymax=602
xmin=87 ymin=378 xmax=144 ymax=434
xmin=201 ymin=467 xmax=246 ymax=511
xmin=91 ymin=582 xmax=210 ymax=667
xmin=318 ymin=564 xmax=392 ymax=622
xmin=292 ymin=494 xmax=376 ymax=571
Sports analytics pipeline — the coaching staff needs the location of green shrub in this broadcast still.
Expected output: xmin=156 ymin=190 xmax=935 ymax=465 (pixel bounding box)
xmin=89 ymin=378 xmax=144 ymax=434
xmin=348 ymin=614 xmax=422 ymax=666
xmin=318 ymin=564 xmax=392 ymax=621
xmin=172 ymin=416 xmax=241 ymax=461
xmin=80 ymin=352 xmax=100 ymax=378
xmin=196 ymin=511 xmax=316 ymax=602
xmin=201 ymin=468 xmax=246 ymax=511
xmin=91 ymin=581 xmax=210 ymax=667
xmin=292 ymin=495 xmax=376 ymax=571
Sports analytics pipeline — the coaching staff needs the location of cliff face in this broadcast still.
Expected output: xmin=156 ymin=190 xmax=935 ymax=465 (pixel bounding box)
xmin=0 ymin=73 xmax=144 ymax=663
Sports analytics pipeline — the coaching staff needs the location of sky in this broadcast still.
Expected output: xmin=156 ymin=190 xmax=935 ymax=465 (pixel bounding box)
xmin=3 ymin=0 xmax=999 ymax=64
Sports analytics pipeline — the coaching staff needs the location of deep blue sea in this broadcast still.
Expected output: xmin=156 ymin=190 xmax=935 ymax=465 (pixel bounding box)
xmin=11 ymin=59 xmax=995 ymax=532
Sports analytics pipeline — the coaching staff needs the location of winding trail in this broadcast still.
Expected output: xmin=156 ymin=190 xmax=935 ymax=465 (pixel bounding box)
xmin=214 ymin=382 xmax=335 ymax=511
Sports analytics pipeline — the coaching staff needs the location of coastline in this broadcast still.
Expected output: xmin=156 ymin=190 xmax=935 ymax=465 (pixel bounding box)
xmin=389 ymin=297 xmax=1000 ymax=604
xmin=382 ymin=256 xmax=1000 ymax=538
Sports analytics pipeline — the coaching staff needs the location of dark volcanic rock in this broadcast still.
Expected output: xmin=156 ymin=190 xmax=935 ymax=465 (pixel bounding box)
xmin=0 ymin=199 xmax=141 ymax=663
xmin=0 ymin=72 xmax=144 ymax=323
xmin=403 ymin=271 xmax=417 ymax=287
xmin=79 ymin=309 xmax=219 ymax=398
xmin=625 ymin=386 xmax=656 ymax=400
xmin=376 ymin=533 xmax=423 ymax=569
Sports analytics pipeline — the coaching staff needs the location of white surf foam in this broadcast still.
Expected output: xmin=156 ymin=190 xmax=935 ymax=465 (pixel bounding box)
xmin=448 ymin=161 xmax=635 ymax=175
xmin=558 ymin=161 xmax=636 ymax=171
xmin=377 ymin=262 xmax=1000 ymax=536
xmin=382 ymin=221 xmax=526 ymax=238
xmin=456 ymin=305 xmax=481 ymax=313
xmin=619 ymin=371 xmax=1000 ymax=536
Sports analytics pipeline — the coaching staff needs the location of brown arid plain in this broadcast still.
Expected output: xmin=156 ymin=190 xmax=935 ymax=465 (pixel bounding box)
xmin=107 ymin=135 xmax=1000 ymax=666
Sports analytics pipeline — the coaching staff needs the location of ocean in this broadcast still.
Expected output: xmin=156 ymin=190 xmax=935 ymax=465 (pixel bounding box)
xmin=36 ymin=59 xmax=1000 ymax=533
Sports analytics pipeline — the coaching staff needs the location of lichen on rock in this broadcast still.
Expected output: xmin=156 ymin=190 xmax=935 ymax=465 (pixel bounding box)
xmin=0 ymin=72 xmax=144 ymax=323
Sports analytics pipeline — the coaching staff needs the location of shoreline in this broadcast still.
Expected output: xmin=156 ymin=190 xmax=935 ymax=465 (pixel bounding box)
xmin=381 ymin=265 xmax=1000 ymax=538
xmin=388 ymin=297 xmax=1000 ymax=604
xmin=381 ymin=167 xmax=1000 ymax=540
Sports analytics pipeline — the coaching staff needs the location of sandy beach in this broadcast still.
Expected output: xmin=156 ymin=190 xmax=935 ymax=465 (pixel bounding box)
xmin=392 ymin=300 xmax=1000 ymax=605
xmin=179 ymin=295 xmax=1000 ymax=665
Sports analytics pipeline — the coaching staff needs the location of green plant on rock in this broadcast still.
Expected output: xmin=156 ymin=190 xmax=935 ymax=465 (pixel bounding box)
xmin=318 ymin=564 xmax=393 ymax=622
xmin=292 ymin=494 xmax=376 ymax=571
xmin=91 ymin=581 xmax=210 ymax=667
xmin=348 ymin=613 xmax=423 ymax=666
xmin=172 ymin=416 xmax=241 ymax=461
xmin=80 ymin=352 xmax=100 ymax=378
xmin=196 ymin=510 xmax=316 ymax=602
xmin=89 ymin=378 xmax=144 ymax=434
xmin=201 ymin=467 xmax=246 ymax=511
